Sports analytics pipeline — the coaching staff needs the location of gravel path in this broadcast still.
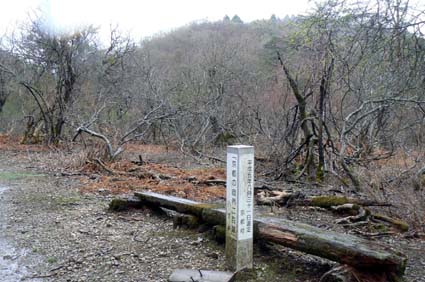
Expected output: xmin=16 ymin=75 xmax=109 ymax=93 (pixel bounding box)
xmin=0 ymin=152 xmax=327 ymax=282
xmin=1 ymin=150 xmax=423 ymax=282
xmin=0 ymin=159 xmax=227 ymax=281
xmin=0 ymin=184 xmax=38 ymax=282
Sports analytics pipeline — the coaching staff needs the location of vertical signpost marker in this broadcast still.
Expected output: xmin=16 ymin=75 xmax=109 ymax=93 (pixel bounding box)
xmin=225 ymin=145 xmax=254 ymax=271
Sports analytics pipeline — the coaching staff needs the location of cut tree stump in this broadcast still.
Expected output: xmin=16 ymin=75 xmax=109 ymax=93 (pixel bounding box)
xmin=134 ymin=191 xmax=407 ymax=280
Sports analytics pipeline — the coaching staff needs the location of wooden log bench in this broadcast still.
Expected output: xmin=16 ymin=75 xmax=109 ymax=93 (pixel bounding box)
xmin=133 ymin=191 xmax=407 ymax=281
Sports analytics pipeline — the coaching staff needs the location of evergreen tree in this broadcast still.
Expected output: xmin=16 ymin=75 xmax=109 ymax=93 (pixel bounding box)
xmin=231 ymin=15 xmax=243 ymax=24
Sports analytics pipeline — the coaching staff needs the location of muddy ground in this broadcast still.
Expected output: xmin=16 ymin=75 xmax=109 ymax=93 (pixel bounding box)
xmin=0 ymin=148 xmax=424 ymax=282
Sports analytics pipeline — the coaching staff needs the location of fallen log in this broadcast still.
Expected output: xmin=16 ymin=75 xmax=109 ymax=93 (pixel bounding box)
xmin=134 ymin=191 xmax=406 ymax=278
xmin=255 ymin=217 xmax=405 ymax=275
xmin=256 ymin=190 xmax=292 ymax=205
xmin=134 ymin=191 xmax=216 ymax=217
xmin=372 ymin=213 xmax=409 ymax=232
xmin=327 ymin=203 xmax=409 ymax=233
xmin=257 ymin=193 xmax=393 ymax=208
xmin=109 ymin=197 xmax=144 ymax=211
xmin=303 ymin=196 xmax=393 ymax=208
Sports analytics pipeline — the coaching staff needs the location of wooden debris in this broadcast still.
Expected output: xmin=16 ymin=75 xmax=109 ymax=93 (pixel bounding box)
xmin=352 ymin=230 xmax=396 ymax=237
xmin=255 ymin=217 xmax=406 ymax=275
xmin=319 ymin=265 xmax=394 ymax=282
xmin=109 ymin=197 xmax=144 ymax=211
xmin=133 ymin=191 xmax=407 ymax=279
xmin=201 ymin=179 xmax=226 ymax=186
xmin=329 ymin=204 xmax=409 ymax=233
xmin=335 ymin=206 xmax=370 ymax=224
xmin=256 ymin=190 xmax=291 ymax=205
xmin=330 ymin=203 xmax=360 ymax=214
xmin=131 ymin=155 xmax=144 ymax=166
xmin=372 ymin=214 xmax=409 ymax=232
xmin=257 ymin=193 xmax=408 ymax=234
xmin=256 ymin=194 xmax=392 ymax=208
xmin=305 ymin=196 xmax=392 ymax=208
xmin=93 ymin=158 xmax=118 ymax=175
xmin=134 ymin=191 xmax=215 ymax=217
xmin=160 ymin=207 xmax=199 ymax=229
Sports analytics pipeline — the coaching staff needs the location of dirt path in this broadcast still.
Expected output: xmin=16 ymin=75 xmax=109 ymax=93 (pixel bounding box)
xmin=0 ymin=185 xmax=36 ymax=282
xmin=0 ymin=150 xmax=423 ymax=282
xmin=0 ymin=152 xmax=329 ymax=282
xmin=0 ymin=155 xmax=228 ymax=282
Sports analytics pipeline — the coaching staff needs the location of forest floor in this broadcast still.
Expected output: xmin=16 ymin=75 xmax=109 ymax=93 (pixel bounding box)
xmin=0 ymin=136 xmax=424 ymax=281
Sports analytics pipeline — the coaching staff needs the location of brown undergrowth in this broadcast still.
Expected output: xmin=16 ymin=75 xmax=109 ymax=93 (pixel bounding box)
xmin=0 ymin=134 xmax=48 ymax=152
xmin=1 ymin=134 xmax=423 ymax=232
xmin=357 ymin=150 xmax=425 ymax=232
xmin=79 ymin=160 xmax=226 ymax=202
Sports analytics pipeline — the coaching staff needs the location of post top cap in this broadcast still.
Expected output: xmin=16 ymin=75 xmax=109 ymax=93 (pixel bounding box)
xmin=227 ymin=145 xmax=253 ymax=149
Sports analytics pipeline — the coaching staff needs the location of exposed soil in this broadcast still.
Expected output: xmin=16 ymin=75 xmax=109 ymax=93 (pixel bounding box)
xmin=0 ymin=150 xmax=329 ymax=282
xmin=0 ymin=184 xmax=41 ymax=282
xmin=0 ymin=142 xmax=424 ymax=282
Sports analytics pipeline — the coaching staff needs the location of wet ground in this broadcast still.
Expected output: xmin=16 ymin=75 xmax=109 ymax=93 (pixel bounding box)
xmin=0 ymin=185 xmax=36 ymax=282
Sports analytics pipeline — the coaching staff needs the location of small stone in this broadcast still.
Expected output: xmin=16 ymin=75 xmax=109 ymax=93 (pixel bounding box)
xmin=190 ymin=237 xmax=204 ymax=245
xmin=205 ymin=252 xmax=219 ymax=259
xmin=168 ymin=269 xmax=235 ymax=282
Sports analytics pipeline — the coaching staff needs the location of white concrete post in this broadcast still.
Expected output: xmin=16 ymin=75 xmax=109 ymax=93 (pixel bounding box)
xmin=225 ymin=145 xmax=254 ymax=271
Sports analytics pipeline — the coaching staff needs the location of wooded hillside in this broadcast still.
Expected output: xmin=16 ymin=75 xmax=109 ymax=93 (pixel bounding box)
xmin=0 ymin=0 xmax=424 ymax=205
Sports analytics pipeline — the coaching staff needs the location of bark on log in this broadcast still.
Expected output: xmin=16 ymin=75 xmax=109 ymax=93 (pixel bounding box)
xmin=257 ymin=194 xmax=392 ymax=208
xmin=255 ymin=217 xmax=405 ymax=275
xmin=109 ymin=197 xmax=144 ymax=211
xmin=134 ymin=191 xmax=406 ymax=278
xmin=134 ymin=191 xmax=219 ymax=217
xmin=372 ymin=214 xmax=409 ymax=232
xmin=302 ymin=196 xmax=392 ymax=208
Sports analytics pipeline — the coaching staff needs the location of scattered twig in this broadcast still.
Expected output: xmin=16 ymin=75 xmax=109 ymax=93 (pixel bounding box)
xmin=352 ymin=230 xmax=396 ymax=237
xmin=335 ymin=207 xmax=369 ymax=224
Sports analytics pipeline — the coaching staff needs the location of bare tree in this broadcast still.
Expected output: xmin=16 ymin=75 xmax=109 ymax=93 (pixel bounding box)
xmin=11 ymin=17 xmax=97 ymax=144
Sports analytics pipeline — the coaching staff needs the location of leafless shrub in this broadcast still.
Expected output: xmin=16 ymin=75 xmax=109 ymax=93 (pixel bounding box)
xmin=358 ymin=152 xmax=425 ymax=231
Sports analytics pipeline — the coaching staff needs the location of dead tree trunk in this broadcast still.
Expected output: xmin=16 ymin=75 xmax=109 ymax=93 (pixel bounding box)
xmin=277 ymin=52 xmax=315 ymax=176
xmin=318 ymin=58 xmax=334 ymax=180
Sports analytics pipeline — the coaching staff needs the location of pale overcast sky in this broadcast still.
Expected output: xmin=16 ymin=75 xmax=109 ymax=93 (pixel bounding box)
xmin=0 ymin=0 xmax=314 ymax=41
xmin=0 ymin=0 xmax=424 ymax=43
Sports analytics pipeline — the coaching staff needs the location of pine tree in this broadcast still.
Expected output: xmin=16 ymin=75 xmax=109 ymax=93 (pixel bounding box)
xmin=231 ymin=15 xmax=243 ymax=24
